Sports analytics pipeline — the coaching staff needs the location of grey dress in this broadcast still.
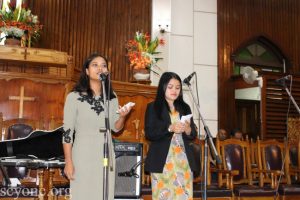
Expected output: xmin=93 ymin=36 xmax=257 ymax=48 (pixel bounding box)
xmin=62 ymin=91 xmax=119 ymax=200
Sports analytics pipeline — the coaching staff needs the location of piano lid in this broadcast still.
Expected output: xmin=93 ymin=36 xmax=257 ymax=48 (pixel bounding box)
xmin=0 ymin=126 xmax=64 ymax=159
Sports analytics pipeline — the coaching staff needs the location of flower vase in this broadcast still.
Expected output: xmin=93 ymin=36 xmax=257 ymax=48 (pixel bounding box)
xmin=4 ymin=37 xmax=21 ymax=46
xmin=133 ymin=69 xmax=150 ymax=81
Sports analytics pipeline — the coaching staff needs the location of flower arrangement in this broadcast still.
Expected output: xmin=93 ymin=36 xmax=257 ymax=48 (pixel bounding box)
xmin=0 ymin=0 xmax=43 ymax=46
xmin=125 ymin=31 xmax=165 ymax=72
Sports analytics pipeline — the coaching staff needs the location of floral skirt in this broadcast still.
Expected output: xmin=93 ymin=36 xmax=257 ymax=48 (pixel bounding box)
xmin=150 ymin=135 xmax=193 ymax=200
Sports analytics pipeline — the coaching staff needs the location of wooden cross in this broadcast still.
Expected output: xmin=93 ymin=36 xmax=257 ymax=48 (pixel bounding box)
xmin=9 ymin=86 xmax=36 ymax=118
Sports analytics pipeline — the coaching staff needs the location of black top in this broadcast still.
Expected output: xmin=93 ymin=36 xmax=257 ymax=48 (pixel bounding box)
xmin=144 ymin=101 xmax=197 ymax=173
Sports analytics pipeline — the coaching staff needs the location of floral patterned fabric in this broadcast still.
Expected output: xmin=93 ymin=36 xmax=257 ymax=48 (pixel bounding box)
xmin=151 ymin=111 xmax=193 ymax=200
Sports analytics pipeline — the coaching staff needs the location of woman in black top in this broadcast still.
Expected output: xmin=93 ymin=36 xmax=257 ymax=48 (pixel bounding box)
xmin=144 ymin=72 xmax=197 ymax=199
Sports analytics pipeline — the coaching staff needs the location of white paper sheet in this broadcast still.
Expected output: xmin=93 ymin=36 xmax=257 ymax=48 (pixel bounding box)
xmin=180 ymin=114 xmax=192 ymax=123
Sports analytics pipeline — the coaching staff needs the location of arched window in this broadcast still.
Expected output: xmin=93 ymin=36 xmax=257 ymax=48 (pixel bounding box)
xmin=232 ymin=36 xmax=288 ymax=75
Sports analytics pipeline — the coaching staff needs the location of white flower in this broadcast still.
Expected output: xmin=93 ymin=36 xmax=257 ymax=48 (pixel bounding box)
xmin=0 ymin=26 xmax=24 ymax=38
xmin=32 ymin=16 xmax=38 ymax=24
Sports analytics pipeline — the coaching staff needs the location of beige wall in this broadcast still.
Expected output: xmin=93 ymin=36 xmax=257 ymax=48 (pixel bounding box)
xmin=152 ymin=0 xmax=218 ymax=137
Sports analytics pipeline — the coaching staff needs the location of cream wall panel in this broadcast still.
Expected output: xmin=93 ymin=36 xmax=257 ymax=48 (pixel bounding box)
xmin=200 ymin=120 xmax=218 ymax=137
xmin=194 ymin=0 xmax=217 ymax=13
xmin=171 ymin=0 xmax=193 ymax=36
xmin=169 ymin=35 xmax=194 ymax=79
xmin=194 ymin=12 xmax=217 ymax=65
xmin=194 ymin=65 xmax=218 ymax=120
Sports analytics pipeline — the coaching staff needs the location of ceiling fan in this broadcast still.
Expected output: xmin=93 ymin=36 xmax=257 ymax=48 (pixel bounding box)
xmin=242 ymin=66 xmax=263 ymax=88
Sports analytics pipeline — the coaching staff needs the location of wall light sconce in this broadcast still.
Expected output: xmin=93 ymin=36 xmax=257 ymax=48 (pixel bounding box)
xmin=158 ymin=24 xmax=169 ymax=34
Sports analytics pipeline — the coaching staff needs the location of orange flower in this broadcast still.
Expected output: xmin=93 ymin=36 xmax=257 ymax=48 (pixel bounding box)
xmin=174 ymin=146 xmax=182 ymax=154
xmin=175 ymin=187 xmax=184 ymax=195
xmin=144 ymin=32 xmax=151 ymax=42
xmin=165 ymin=162 xmax=174 ymax=171
xmin=186 ymin=183 xmax=191 ymax=189
xmin=157 ymin=180 xmax=164 ymax=189
xmin=184 ymin=171 xmax=191 ymax=180
xmin=125 ymin=31 xmax=164 ymax=70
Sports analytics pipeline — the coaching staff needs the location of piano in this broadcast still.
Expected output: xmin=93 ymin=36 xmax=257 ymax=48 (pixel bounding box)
xmin=0 ymin=127 xmax=66 ymax=200
xmin=0 ymin=158 xmax=65 ymax=168
xmin=0 ymin=126 xmax=64 ymax=159
xmin=0 ymin=127 xmax=142 ymax=200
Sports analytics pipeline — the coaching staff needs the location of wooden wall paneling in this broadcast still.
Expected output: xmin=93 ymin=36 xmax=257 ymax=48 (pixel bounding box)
xmin=218 ymin=0 xmax=300 ymax=138
xmin=87 ymin=0 xmax=95 ymax=56
xmin=78 ymin=0 xmax=85 ymax=70
xmin=29 ymin=0 xmax=152 ymax=82
xmin=112 ymin=81 xmax=157 ymax=142
xmin=262 ymin=75 xmax=300 ymax=139
xmin=0 ymin=46 xmax=74 ymax=81
xmin=69 ymin=1 xmax=77 ymax=60
xmin=0 ymin=79 xmax=68 ymax=130
xmin=0 ymin=46 xmax=74 ymax=130
xmin=231 ymin=74 xmax=300 ymax=140
xmin=0 ymin=45 xmax=155 ymax=145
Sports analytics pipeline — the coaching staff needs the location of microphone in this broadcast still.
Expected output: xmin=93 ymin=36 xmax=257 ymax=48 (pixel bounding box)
xmin=275 ymin=75 xmax=291 ymax=85
xmin=183 ymin=72 xmax=196 ymax=85
xmin=99 ymin=72 xmax=109 ymax=81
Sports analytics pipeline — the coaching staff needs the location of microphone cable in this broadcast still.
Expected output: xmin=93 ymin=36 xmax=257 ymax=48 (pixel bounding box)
xmin=117 ymin=159 xmax=143 ymax=178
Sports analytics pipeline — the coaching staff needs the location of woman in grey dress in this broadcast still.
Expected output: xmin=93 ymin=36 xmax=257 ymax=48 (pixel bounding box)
xmin=62 ymin=53 xmax=132 ymax=200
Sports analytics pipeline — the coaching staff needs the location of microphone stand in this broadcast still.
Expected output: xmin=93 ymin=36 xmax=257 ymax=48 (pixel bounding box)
xmin=184 ymin=81 xmax=221 ymax=200
xmin=273 ymin=78 xmax=300 ymax=200
xmin=100 ymin=74 xmax=112 ymax=200
xmin=281 ymin=81 xmax=300 ymax=115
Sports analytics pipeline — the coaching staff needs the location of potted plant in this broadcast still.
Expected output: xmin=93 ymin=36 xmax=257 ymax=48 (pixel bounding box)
xmin=125 ymin=31 xmax=165 ymax=80
xmin=0 ymin=0 xmax=43 ymax=47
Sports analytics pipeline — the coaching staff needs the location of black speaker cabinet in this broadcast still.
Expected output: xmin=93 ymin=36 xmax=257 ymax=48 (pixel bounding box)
xmin=114 ymin=142 xmax=143 ymax=198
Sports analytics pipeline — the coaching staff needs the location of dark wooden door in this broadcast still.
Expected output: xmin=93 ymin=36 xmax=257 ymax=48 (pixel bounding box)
xmin=235 ymin=99 xmax=261 ymax=140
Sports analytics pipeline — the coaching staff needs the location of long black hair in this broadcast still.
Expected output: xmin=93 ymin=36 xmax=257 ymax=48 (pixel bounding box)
xmin=73 ymin=52 xmax=116 ymax=100
xmin=154 ymin=72 xmax=190 ymax=119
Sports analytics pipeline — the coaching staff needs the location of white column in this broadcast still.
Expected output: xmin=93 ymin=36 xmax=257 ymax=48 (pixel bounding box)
xmin=193 ymin=0 xmax=218 ymax=137
xmin=152 ymin=0 xmax=218 ymax=137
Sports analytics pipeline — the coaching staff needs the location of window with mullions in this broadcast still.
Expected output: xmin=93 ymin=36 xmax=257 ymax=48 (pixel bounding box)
xmin=232 ymin=38 xmax=285 ymax=75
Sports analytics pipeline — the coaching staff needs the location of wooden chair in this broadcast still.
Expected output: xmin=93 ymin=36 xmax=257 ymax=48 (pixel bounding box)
xmin=141 ymin=137 xmax=233 ymax=200
xmin=192 ymin=138 xmax=233 ymax=200
xmin=256 ymin=138 xmax=300 ymax=200
xmin=256 ymin=139 xmax=289 ymax=188
xmin=217 ymin=138 xmax=252 ymax=188
xmin=0 ymin=171 xmax=44 ymax=200
xmin=217 ymin=137 xmax=278 ymax=200
xmin=0 ymin=116 xmax=44 ymax=200
xmin=277 ymin=139 xmax=300 ymax=200
xmin=249 ymin=137 xmax=261 ymax=183
xmin=0 ymin=112 xmax=42 ymax=185
xmin=287 ymin=138 xmax=300 ymax=183
xmin=192 ymin=138 xmax=210 ymax=184
xmin=0 ymin=112 xmax=42 ymax=141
